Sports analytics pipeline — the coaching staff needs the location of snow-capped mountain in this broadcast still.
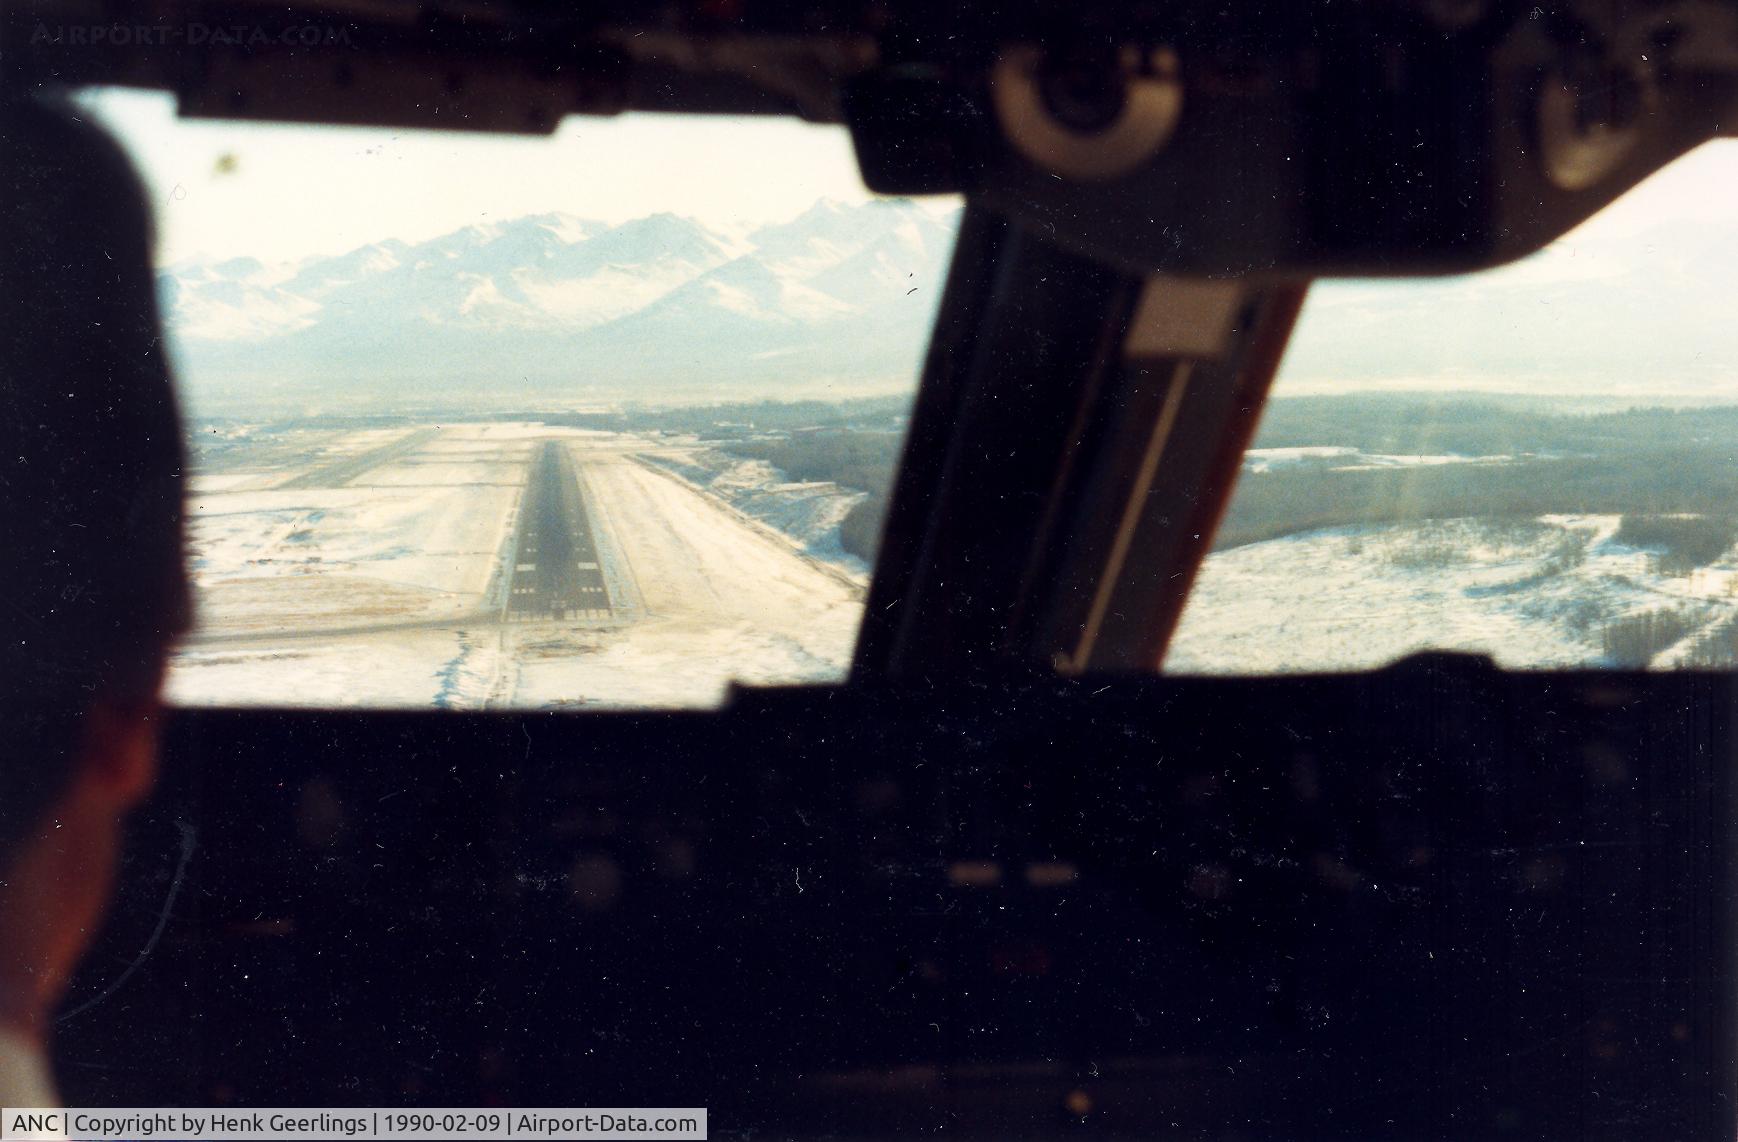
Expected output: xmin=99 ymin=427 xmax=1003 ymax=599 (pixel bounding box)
xmin=158 ymin=199 xmax=958 ymax=413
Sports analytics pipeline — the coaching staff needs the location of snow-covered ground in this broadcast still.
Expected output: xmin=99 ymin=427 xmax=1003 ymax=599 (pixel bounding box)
xmin=1240 ymin=446 xmax=1516 ymax=473
xmin=167 ymin=423 xmax=866 ymax=709
xmin=640 ymin=446 xmax=872 ymax=579
xmin=170 ymin=628 xmax=505 ymax=709
xmin=502 ymin=449 xmax=864 ymax=708
xmin=1167 ymin=513 xmax=1738 ymax=674
xmin=178 ymin=425 xmax=529 ymax=638
xmin=174 ymin=421 xmax=1734 ymax=702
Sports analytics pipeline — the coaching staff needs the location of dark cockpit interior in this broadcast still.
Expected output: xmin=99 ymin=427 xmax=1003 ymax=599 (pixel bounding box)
xmin=9 ymin=0 xmax=1738 ymax=1136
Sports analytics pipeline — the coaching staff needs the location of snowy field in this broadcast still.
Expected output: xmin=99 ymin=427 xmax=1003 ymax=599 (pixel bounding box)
xmin=1167 ymin=513 xmax=1738 ymax=674
xmin=170 ymin=417 xmax=1738 ymax=703
xmin=1239 ymin=446 xmax=1517 ymax=473
xmin=504 ymin=451 xmax=864 ymax=708
xmin=168 ymin=423 xmax=868 ymax=708
xmin=639 ymin=447 xmax=872 ymax=577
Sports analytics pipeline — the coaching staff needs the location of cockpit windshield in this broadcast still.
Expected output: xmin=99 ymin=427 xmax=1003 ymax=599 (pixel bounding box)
xmin=1169 ymin=142 xmax=1738 ymax=673
xmin=80 ymin=89 xmax=957 ymax=709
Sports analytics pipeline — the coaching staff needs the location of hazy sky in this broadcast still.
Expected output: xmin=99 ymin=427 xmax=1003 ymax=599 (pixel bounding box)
xmin=79 ymin=87 xmax=881 ymax=265
xmin=1275 ymin=139 xmax=1738 ymax=402
xmin=80 ymin=87 xmax=1738 ymax=401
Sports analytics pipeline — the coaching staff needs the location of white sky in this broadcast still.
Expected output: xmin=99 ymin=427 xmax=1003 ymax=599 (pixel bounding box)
xmin=1273 ymin=138 xmax=1738 ymax=401
xmin=78 ymin=87 xmax=881 ymax=265
xmin=80 ymin=83 xmax=1738 ymax=272
xmin=1554 ymin=139 xmax=1738 ymax=243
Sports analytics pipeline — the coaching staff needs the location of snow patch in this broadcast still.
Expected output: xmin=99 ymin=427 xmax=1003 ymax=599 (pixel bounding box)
xmin=1169 ymin=513 xmax=1738 ymax=674
xmin=639 ymin=448 xmax=870 ymax=581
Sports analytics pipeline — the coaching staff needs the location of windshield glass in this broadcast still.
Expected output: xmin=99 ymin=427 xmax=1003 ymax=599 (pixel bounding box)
xmin=1168 ymin=141 xmax=1738 ymax=673
xmin=82 ymin=90 xmax=955 ymax=708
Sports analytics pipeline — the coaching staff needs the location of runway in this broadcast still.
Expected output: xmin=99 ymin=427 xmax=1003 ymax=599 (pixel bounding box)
xmin=278 ymin=427 xmax=445 ymax=490
xmin=507 ymin=442 xmax=612 ymax=621
xmin=169 ymin=424 xmax=866 ymax=708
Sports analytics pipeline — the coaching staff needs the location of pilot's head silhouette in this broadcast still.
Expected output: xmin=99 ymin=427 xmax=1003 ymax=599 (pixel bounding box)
xmin=0 ymin=93 xmax=189 ymax=1093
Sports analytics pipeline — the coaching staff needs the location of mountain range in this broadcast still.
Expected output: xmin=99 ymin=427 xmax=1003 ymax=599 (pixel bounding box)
xmin=158 ymin=198 xmax=959 ymax=415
